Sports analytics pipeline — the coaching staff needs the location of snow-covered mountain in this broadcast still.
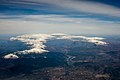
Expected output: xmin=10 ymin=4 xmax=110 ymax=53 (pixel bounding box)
xmin=4 ymin=33 xmax=108 ymax=59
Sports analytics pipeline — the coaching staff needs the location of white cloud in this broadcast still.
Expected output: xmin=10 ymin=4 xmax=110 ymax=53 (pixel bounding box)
xmin=8 ymin=0 xmax=120 ymax=17
xmin=2 ymin=0 xmax=120 ymax=17
xmin=1 ymin=14 xmax=119 ymax=24
xmin=0 ymin=14 xmax=120 ymax=35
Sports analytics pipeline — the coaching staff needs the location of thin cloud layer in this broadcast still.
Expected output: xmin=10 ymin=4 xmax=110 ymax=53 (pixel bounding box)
xmin=38 ymin=0 xmax=120 ymax=17
xmin=1 ymin=0 xmax=120 ymax=17
xmin=0 ymin=14 xmax=120 ymax=35
xmin=0 ymin=0 xmax=120 ymax=35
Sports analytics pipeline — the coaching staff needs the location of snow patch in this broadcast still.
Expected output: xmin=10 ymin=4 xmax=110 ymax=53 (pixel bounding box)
xmin=7 ymin=33 xmax=107 ymax=56
xmin=4 ymin=54 xmax=19 ymax=59
xmin=10 ymin=34 xmax=54 ymax=54
xmin=56 ymin=35 xmax=107 ymax=45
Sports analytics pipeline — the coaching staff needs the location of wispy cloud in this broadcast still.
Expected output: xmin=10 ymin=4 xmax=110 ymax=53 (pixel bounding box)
xmin=0 ymin=14 xmax=119 ymax=24
xmin=1 ymin=0 xmax=120 ymax=17
xmin=34 ymin=0 xmax=120 ymax=17
xmin=0 ymin=14 xmax=120 ymax=35
xmin=0 ymin=0 xmax=120 ymax=35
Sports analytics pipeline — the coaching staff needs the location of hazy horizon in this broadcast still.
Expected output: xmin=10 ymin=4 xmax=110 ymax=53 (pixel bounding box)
xmin=0 ymin=0 xmax=120 ymax=35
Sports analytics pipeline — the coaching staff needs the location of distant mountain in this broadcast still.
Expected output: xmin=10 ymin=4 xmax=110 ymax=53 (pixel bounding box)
xmin=0 ymin=33 xmax=120 ymax=80
xmin=3 ymin=33 xmax=108 ymax=59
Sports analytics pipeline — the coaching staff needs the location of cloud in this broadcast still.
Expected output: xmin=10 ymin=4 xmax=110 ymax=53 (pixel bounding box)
xmin=2 ymin=0 xmax=120 ymax=17
xmin=1 ymin=14 xmax=119 ymax=24
xmin=1 ymin=0 xmax=120 ymax=35
xmin=19 ymin=15 xmax=120 ymax=24
xmin=0 ymin=14 xmax=120 ymax=35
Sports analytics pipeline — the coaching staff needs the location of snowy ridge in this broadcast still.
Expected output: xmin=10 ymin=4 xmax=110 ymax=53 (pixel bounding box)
xmin=10 ymin=34 xmax=54 ymax=54
xmin=4 ymin=54 xmax=19 ymax=59
xmin=4 ymin=33 xmax=108 ymax=59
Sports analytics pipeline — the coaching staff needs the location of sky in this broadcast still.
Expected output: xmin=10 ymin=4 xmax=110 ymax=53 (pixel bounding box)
xmin=0 ymin=0 xmax=120 ymax=35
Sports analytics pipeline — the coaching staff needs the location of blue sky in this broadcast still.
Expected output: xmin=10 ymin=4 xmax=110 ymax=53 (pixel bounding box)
xmin=0 ymin=0 xmax=120 ymax=35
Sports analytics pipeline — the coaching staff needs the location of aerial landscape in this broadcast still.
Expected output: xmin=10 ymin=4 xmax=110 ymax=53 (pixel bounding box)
xmin=0 ymin=0 xmax=120 ymax=80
